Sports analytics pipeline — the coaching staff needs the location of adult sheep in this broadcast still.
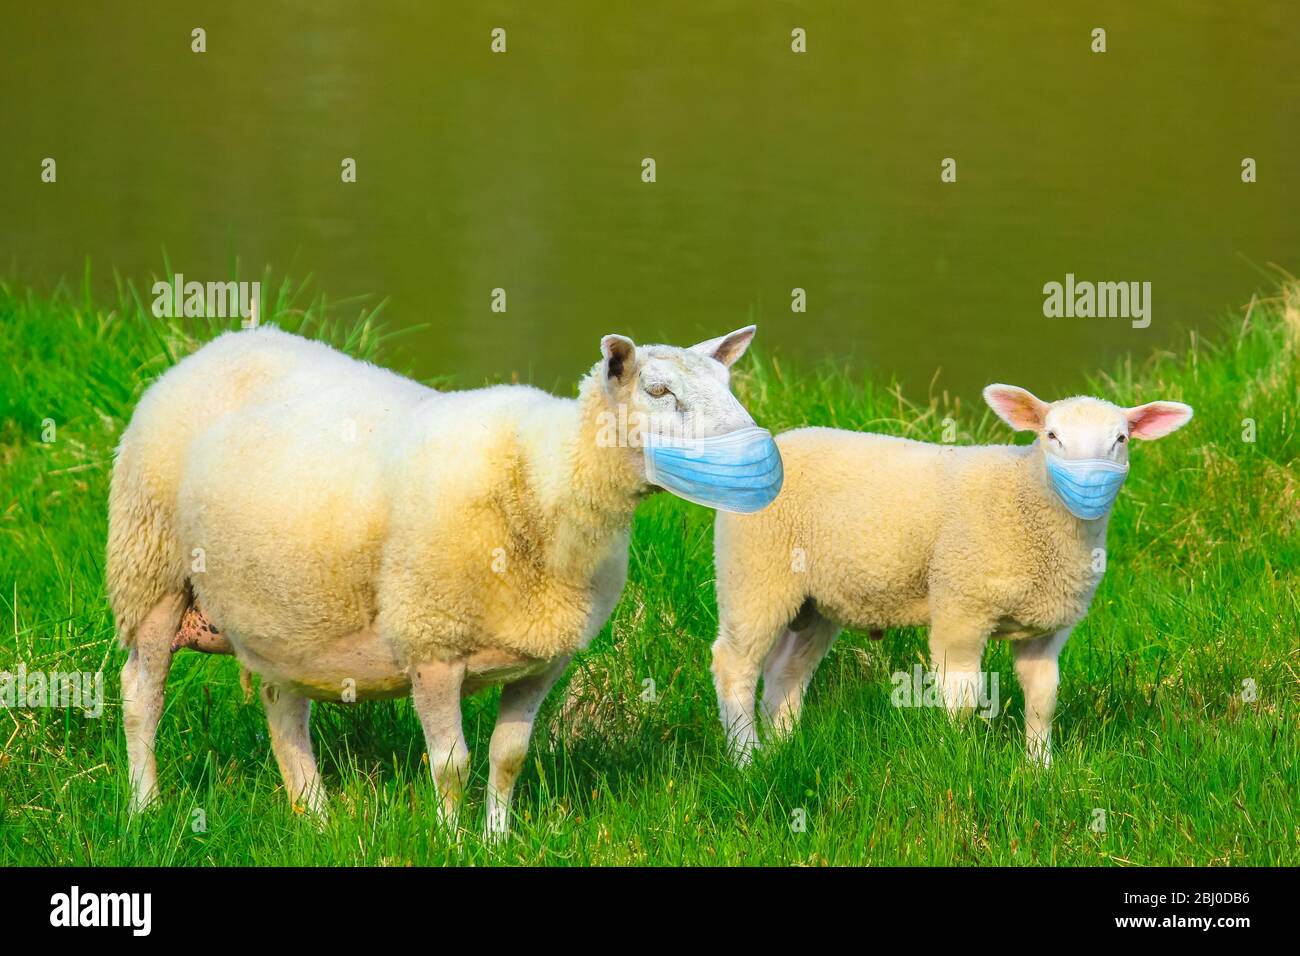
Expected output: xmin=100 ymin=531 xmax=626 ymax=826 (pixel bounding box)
xmin=108 ymin=322 xmax=779 ymax=837
xmin=710 ymin=384 xmax=1193 ymax=766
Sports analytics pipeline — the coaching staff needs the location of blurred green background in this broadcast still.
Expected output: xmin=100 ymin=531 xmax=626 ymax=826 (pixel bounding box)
xmin=2 ymin=0 xmax=1296 ymax=396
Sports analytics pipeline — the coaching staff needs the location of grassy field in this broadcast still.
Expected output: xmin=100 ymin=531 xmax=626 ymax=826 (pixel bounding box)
xmin=1 ymin=271 xmax=1297 ymax=866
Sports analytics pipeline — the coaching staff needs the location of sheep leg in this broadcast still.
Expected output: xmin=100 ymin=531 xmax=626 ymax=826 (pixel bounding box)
xmin=760 ymin=616 xmax=840 ymax=739
xmin=260 ymin=682 xmax=327 ymax=818
xmin=484 ymin=656 xmax=570 ymax=842
xmin=927 ymin=614 xmax=990 ymax=717
xmin=410 ymin=658 xmax=470 ymax=833
xmin=1012 ymin=628 xmax=1071 ymax=767
xmin=711 ymin=629 xmax=775 ymax=765
xmin=122 ymin=593 xmax=185 ymax=814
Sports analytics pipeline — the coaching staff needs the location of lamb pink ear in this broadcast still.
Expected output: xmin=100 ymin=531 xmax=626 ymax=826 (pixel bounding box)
xmin=982 ymin=384 xmax=1048 ymax=433
xmin=1125 ymin=401 xmax=1193 ymax=440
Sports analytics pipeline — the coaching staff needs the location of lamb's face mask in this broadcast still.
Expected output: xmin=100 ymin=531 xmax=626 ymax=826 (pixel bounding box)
xmin=1044 ymin=455 xmax=1129 ymax=520
xmin=643 ymin=426 xmax=784 ymax=514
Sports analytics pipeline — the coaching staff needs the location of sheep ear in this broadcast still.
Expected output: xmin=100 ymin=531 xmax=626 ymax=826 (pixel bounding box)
xmin=690 ymin=325 xmax=756 ymax=368
xmin=983 ymin=384 xmax=1048 ymax=432
xmin=600 ymin=334 xmax=637 ymax=387
xmin=1125 ymin=400 xmax=1193 ymax=440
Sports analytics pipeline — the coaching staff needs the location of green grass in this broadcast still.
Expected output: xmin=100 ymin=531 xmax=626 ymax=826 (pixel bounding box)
xmin=1 ymin=270 xmax=1297 ymax=865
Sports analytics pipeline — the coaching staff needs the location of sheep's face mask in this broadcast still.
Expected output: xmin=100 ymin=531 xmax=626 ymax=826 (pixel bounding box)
xmin=643 ymin=426 xmax=784 ymax=514
xmin=599 ymin=326 xmax=784 ymax=514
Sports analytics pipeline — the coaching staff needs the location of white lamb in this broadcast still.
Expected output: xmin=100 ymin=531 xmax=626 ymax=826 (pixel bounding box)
xmin=108 ymin=322 xmax=760 ymax=837
xmin=710 ymin=384 xmax=1193 ymax=765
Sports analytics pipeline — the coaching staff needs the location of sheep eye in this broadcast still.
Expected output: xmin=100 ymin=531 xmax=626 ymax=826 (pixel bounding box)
xmin=1116 ymin=434 xmax=1127 ymax=444
xmin=646 ymin=384 xmax=670 ymax=398
xmin=1047 ymin=431 xmax=1058 ymax=442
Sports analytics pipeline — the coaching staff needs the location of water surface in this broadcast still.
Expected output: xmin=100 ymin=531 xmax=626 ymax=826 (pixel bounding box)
xmin=3 ymin=1 xmax=1296 ymax=399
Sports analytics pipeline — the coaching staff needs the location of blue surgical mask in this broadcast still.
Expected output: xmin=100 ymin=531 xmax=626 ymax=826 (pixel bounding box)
xmin=643 ymin=426 xmax=783 ymax=513
xmin=1045 ymin=455 xmax=1129 ymax=520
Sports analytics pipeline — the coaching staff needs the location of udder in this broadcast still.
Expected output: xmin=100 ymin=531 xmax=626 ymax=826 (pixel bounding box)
xmin=171 ymin=599 xmax=233 ymax=654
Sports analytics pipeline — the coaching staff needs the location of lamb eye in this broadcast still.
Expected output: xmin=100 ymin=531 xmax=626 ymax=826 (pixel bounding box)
xmin=1047 ymin=431 xmax=1058 ymax=442
xmin=646 ymin=384 xmax=670 ymax=398
xmin=1116 ymin=434 xmax=1127 ymax=444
